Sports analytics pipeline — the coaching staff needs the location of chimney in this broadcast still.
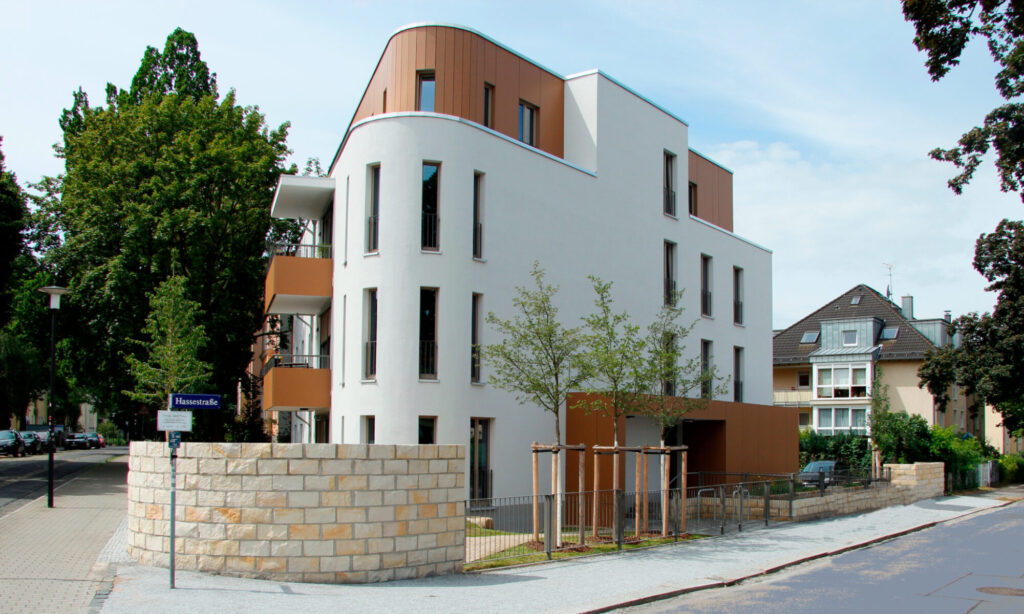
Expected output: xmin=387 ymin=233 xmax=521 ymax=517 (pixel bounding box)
xmin=901 ymin=295 xmax=914 ymax=320
xmin=944 ymin=310 xmax=951 ymax=322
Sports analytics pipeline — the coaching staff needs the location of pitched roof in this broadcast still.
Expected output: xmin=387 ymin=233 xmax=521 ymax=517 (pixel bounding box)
xmin=773 ymin=284 xmax=938 ymax=365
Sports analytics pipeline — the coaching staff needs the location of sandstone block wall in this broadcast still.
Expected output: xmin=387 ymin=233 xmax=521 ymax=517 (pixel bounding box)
xmin=787 ymin=461 xmax=945 ymax=521
xmin=127 ymin=442 xmax=466 ymax=583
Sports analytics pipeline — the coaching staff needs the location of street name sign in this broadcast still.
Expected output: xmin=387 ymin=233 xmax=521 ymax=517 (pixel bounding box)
xmin=169 ymin=393 xmax=221 ymax=410
xmin=157 ymin=410 xmax=193 ymax=432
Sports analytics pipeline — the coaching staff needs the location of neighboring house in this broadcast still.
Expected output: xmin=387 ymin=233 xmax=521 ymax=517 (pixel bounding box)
xmin=773 ymin=284 xmax=979 ymax=439
xmin=260 ymin=23 xmax=787 ymax=498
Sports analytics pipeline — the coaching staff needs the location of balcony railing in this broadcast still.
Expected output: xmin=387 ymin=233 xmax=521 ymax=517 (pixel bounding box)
xmin=664 ymin=187 xmax=676 ymax=216
xmin=473 ymin=222 xmax=483 ymax=259
xmin=664 ymin=279 xmax=676 ymax=305
xmin=419 ymin=340 xmax=438 ymax=378
xmin=701 ymin=289 xmax=712 ymax=316
xmin=662 ymin=379 xmax=676 ymax=397
xmin=271 ymin=243 xmax=332 ymax=260
xmin=734 ymin=299 xmax=743 ymax=324
xmin=261 ymin=353 xmax=330 ymax=377
xmin=367 ymin=215 xmax=379 ymax=252
xmin=471 ymin=346 xmax=481 ymax=382
xmin=734 ymin=380 xmax=744 ymax=403
xmin=364 ymin=341 xmax=377 ymax=379
xmin=773 ymin=389 xmax=812 ymax=407
xmin=421 ymin=213 xmax=440 ymax=251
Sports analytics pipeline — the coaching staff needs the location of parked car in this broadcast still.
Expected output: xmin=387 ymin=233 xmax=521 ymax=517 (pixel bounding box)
xmin=0 ymin=430 xmax=25 ymax=457
xmin=97 ymin=434 xmax=105 ymax=448
xmin=84 ymin=432 xmax=101 ymax=449
xmin=19 ymin=431 xmax=41 ymax=455
xmin=36 ymin=431 xmax=54 ymax=452
xmin=799 ymin=460 xmax=838 ymax=487
xmin=64 ymin=432 xmax=89 ymax=450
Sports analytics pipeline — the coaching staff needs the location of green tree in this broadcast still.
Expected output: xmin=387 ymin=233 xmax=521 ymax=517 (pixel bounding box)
xmin=35 ymin=28 xmax=297 ymax=439
xmin=0 ymin=137 xmax=27 ymax=326
xmin=575 ymin=276 xmax=649 ymax=447
xmin=903 ymin=0 xmax=1024 ymax=199
xmin=124 ymin=275 xmax=212 ymax=407
xmin=918 ymin=220 xmax=1024 ymax=434
xmin=481 ymin=262 xmax=587 ymax=445
xmin=638 ymin=292 xmax=727 ymax=446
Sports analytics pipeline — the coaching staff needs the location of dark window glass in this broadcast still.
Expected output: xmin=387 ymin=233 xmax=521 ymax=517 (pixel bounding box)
xmin=473 ymin=173 xmax=483 ymax=258
xmin=368 ymin=165 xmax=380 ymax=252
xmin=422 ymin=163 xmax=440 ymax=250
xmin=471 ymin=293 xmax=481 ymax=382
xmin=418 ymin=417 xmax=436 ymax=445
xmin=518 ymin=101 xmax=537 ymax=146
xmin=419 ymin=288 xmax=438 ymax=378
xmin=483 ymin=84 xmax=494 ymax=128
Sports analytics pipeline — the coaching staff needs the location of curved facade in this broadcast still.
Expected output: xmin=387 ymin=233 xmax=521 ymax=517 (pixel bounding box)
xmin=265 ymin=24 xmax=774 ymax=498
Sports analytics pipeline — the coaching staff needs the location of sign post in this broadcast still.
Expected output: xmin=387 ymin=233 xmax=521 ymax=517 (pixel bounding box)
xmin=160 ymin=395 xmax=198 ymax=589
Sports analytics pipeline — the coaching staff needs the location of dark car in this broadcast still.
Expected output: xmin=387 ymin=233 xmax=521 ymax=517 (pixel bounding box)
xmin=84 ymin=432 xmax=100 ymax=449
xmin=799 ymin=460 xmax=838 ymax=487
xmin=0 ymin=430 xmax=25 ymax=457
xmin=19 ymin=431 xmax=41 ymax=455
xmin=36 ymin=431 xmax=54 ymax=452
xmin=64 ymin=432 xmax=89 ymax=450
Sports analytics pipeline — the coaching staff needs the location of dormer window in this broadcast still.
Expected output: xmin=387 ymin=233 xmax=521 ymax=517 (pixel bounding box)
xmin=842 ymin=330 xmax=857 ymax=346
xmin=880 ymin=327 xmax=899 ymax=340
xmin=800 ymin=331 xmax=819 ymax=344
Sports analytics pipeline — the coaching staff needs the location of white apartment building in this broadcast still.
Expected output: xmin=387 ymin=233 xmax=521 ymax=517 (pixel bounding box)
xmin=262 ymin=23 xmax=775 ymax=498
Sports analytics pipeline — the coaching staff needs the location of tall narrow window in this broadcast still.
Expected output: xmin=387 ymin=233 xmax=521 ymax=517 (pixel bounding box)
xmin=417 ymin=72 xmax=435 ymax=112
xmin=382 ymin=89 xmax=387 ymax=113
xmin=664 ymin=241 xmax=676 ymax=305
xmin=701 ymin=254 xmax=712 ymax=317
xmin=421 ymin=163 xmax=440 ymax=250
xmin=367 ymin=165 xmax=380 ymax=253
xmin=483 ymin=83 xmax=494 ymax=128
xmin=419 ymin=288 xmax=438 ymax=378
xmin=364 ymin=289 xmax=377 ymax=379
xmin=473 ymin=172 xmax=484 ymax=259
xmin=733 ymin=266 xmax=744 ymax=325
xmin=418 ymin=416 xmax=437 ymax=445
xmin=688 ymin=182 xmax=698 ymax=216
xmin=701 ymin=340 xmax=713 ymax=398
xmin=518 ymin=101 xmax=537 ymax=146
xmin=733 ymin=346 xmax=744 ymax=402
xmin=661 ymin=333 xmax=677 ymax=397
xmin=362 ymin=415 xmax=375 ymax=444
xmin=471 ymin=293 xmax=482 ymax=382
xmin=664 ymin=152 xmax=676 ymax=215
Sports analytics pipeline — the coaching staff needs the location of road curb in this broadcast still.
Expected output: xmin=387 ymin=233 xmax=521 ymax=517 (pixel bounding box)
xmin=579 ymin=497 xmax=1015 ymax=613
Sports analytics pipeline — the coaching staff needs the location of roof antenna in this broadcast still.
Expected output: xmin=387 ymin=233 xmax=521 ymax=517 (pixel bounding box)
xmin=882 ymin=263 xmax=895 ymax=302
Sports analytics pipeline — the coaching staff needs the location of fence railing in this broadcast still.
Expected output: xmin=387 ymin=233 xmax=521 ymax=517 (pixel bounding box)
xmin=664 ymin=187 xmax=676 ymax=216
xmin=421 ymin=213 xmax=440 ymax=250
xmin=701 ymin=289 xmax=712 ymax=316
xmin=270 ymin=243 xmax=332 ymax=260
xmin=364 ymin=341 xmax=377 ymax=379
xmin=261 ymin=353 xmax=330 ymax=376
xmin=366 ymin=215 xmax=379 ymax=252
xmin=473 ymin=222 xmax=483 ymax=258
xmin=419 ymin=340 xmax=437 ymax=378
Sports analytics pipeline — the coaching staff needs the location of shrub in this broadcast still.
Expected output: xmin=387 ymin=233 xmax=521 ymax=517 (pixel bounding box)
xmin=799 ymin=430 xmax=871 ymax=471
xmin=870 ymin=410 xmax=931 ymax=463
xmin=929 ymin=426 xmax=985 ymax=479
xmin=999 ymin=453 xmax=1023 ymax=483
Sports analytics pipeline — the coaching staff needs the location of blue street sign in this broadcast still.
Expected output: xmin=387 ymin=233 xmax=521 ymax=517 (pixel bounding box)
xmin=168 ymin=431 xmax=181 ymax=449
xmin=169 ymin=393 xmax=221 ymax=410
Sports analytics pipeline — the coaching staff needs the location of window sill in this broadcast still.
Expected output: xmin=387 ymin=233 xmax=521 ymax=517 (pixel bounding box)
xmin=473 ymin=256 xmax=487 ymax=263
xmin=361 ymin=378 xmax=377 ymax=384
xmin=471 ymin=381 xmax=485 ymax=387
xmin=733 ymin=322 xmax=745 ymax=328
xmin=364 ymin=251 xmax=380 ymax=258
xmin=701 ymin=314 xmax=714 ymax=320
xmin=418 ymin=378 xmax=440 ymax=383
xmin=421 ymin=249 xmax=443 ymax=255
xmin=664 ymin=212 xmax=678 ymax=220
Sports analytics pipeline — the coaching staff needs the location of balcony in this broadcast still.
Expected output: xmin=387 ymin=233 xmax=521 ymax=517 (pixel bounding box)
xmin=773 ymin=389 xmax=812 ymax=407
xmin=270 ymin=175 xmax=335 ymax=220
xmin=265 ymin=243 xmax=332 ymax=315
xmin=262 ymin=354 xmax=330 ymax=412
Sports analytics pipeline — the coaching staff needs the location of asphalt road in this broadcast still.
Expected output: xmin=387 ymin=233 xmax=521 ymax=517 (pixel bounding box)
xmin=0 ymin=445 xmax=127 ymax=517
xmin=626 ymin=499 xmax=1024 ymax=613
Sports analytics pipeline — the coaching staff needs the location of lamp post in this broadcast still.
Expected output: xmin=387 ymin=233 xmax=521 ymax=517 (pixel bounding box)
xmin=38 ymin=285 xmax=68 ymax=509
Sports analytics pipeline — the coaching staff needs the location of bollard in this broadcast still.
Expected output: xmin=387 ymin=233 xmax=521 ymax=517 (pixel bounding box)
xmin=789 ymin=474 xmax=795 ymax=519
xmin=764 ymin=481 xmax=770 ymax=527
xmin=819 ymin=468 xmax=825 ymax=497
xmin=544 ymin=493 xmax=554 ymax=560
xmin=615 ymin=490 xmax=625 ymax=550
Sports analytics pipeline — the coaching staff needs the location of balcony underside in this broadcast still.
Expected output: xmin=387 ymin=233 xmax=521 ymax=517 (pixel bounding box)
xmin=263 ymin=366 xmax=331 ymax=412
xmin=271 ymin=175 xmax=335 ymax=220
xmin=265 ymin=255 xmax=332 ymax=315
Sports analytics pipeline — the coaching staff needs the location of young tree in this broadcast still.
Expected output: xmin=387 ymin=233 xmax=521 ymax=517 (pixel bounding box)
xmin=903 ymin=1 xmax=1024 ymax=200
xmin=35 ymin=28 xmax=298 ymax=439
xmin=639 ymin=292 xmax=728 ymax=446
xmin=124 ymin=275 xmax=212 ymax=408
xmin=481 ymin=262 xmax=586 ymax=444
xmin=575 ymin=276 xmax=650 ymax=447
xmin=918 ymin=220 xmax=1024 ymax=434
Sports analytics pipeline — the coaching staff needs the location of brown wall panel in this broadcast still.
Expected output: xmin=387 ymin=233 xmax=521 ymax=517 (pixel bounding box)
xmin=688 ymin=151 xmax=734 ymax=231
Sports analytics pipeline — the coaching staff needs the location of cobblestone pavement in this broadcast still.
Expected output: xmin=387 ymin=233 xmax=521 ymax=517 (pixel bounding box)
xmin=0 ymin=457 xmax=127 ymax=614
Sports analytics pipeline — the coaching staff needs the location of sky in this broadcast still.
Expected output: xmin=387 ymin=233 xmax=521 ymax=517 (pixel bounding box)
xmin=1 ymin=0 xmax=1019 ymax=329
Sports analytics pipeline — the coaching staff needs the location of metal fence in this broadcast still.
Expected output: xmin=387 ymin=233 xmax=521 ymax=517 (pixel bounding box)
xmin=261 ymin=353 xmax=330 ymax=376
xmin=466 ymin=470 xmax=892 ymax=565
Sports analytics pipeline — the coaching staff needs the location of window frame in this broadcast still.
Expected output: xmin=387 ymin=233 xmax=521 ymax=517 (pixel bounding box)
xmin=419 ymin=287 xmax=439 ymax=379
xmin=700 ymin=254 xmax=712 ymax=317
xmin=733 ymin=266 xmax=743 ymax=325
xmin=842 ymin=330 xmax=858 ymax=346
xmin=418 ymin=416 xmax=437 ymax=445
xmin=421 ymin=162 xmax=441 ymax=251
xmin=417 ymin=71 xmax=436 ymax=112
xmin=518 ymin=100 xmax=538 ymax=146
xmin=483 ymin=83 xmax=495 ymax=128
xmin=813 ymin=362 xmax=871 ymax=400
xmin=664 ymin=151 xmax=677 ymax=216
xmin=366 ymin=164 xmax=380 ymax=254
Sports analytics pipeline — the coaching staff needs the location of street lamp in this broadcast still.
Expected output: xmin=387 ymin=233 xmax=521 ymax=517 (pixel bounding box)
xmin=38 ymin=285 xmax=68 ymax=509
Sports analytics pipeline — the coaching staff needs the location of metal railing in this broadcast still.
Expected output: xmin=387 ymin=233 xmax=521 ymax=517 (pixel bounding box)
xmin=366 ymin=215 xmax=379 ymax=252
xmin=734 ymin=380 xmax=744 ymax=402
xmin=419 ymin=340 xmax=437 ymax=378
xmin=470 ymin=346 xmax=481 ymax=383
xmin=270 ymin=243 xmax=332 ymax=259
xmin=734 ymin=299 xmax=743 ymax=324
xmin=421 ymin=213 xmax=440 ymax=250
xmin=701 ymin=289 xmax=712 ymax=316
xmin=473 ymin=222 xmax=483 ymax=258
xmin=364 ymin=341 xmax=377 ymax=379
xmin=664 ymin=187 xmax=676 ymax=216
xmin=261 ymin=353 xmax=330 ymax=376
xmin=664 ymin=279 xmax=676 ymax=305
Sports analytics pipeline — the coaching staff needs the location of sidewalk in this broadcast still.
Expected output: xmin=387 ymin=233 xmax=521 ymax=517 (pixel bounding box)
xmin=96 ymin=484 xmax=1022 ymax=614
xmin=0 ymin=456 xmax=128 ymax=614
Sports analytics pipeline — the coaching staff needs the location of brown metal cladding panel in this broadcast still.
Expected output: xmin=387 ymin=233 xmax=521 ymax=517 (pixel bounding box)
xmin=451 ymin=30 xmax=466 ymax=118
xmin=416 ymin=27 xmax=427 ymax=71
xmin=566 ymin=394 xmax=628 ymax=492
xmin=423 ymin=27 xmax=436 ymax=69
xmin=495 ymin=49 xmax=519 ymax=139
xmin=263 ymin=367 xmax=331 ymax=411
xmin=444 ymin=28 xmax=457 ymax=114
xmin=539 ymin=73 xmax=565 ymax=158
xmin=688 ymin=152 xmax=734 ymax=231
xmin=264 ymin=256 xmax=333 ymax=313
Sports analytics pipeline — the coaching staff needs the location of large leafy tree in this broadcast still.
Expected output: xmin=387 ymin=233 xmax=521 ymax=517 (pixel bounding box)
xmin=0 ymin=137 xmax=27 ymax=326
xmin=35 ymin=28 xmax=296 ymax=440
xmin=903 ymin=0 xmax=1024 ymax=198
xmin=919 ymin=220 xmax=1024 ymax=434
xmin=481 ymin=262 xmax=587 ymax=445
